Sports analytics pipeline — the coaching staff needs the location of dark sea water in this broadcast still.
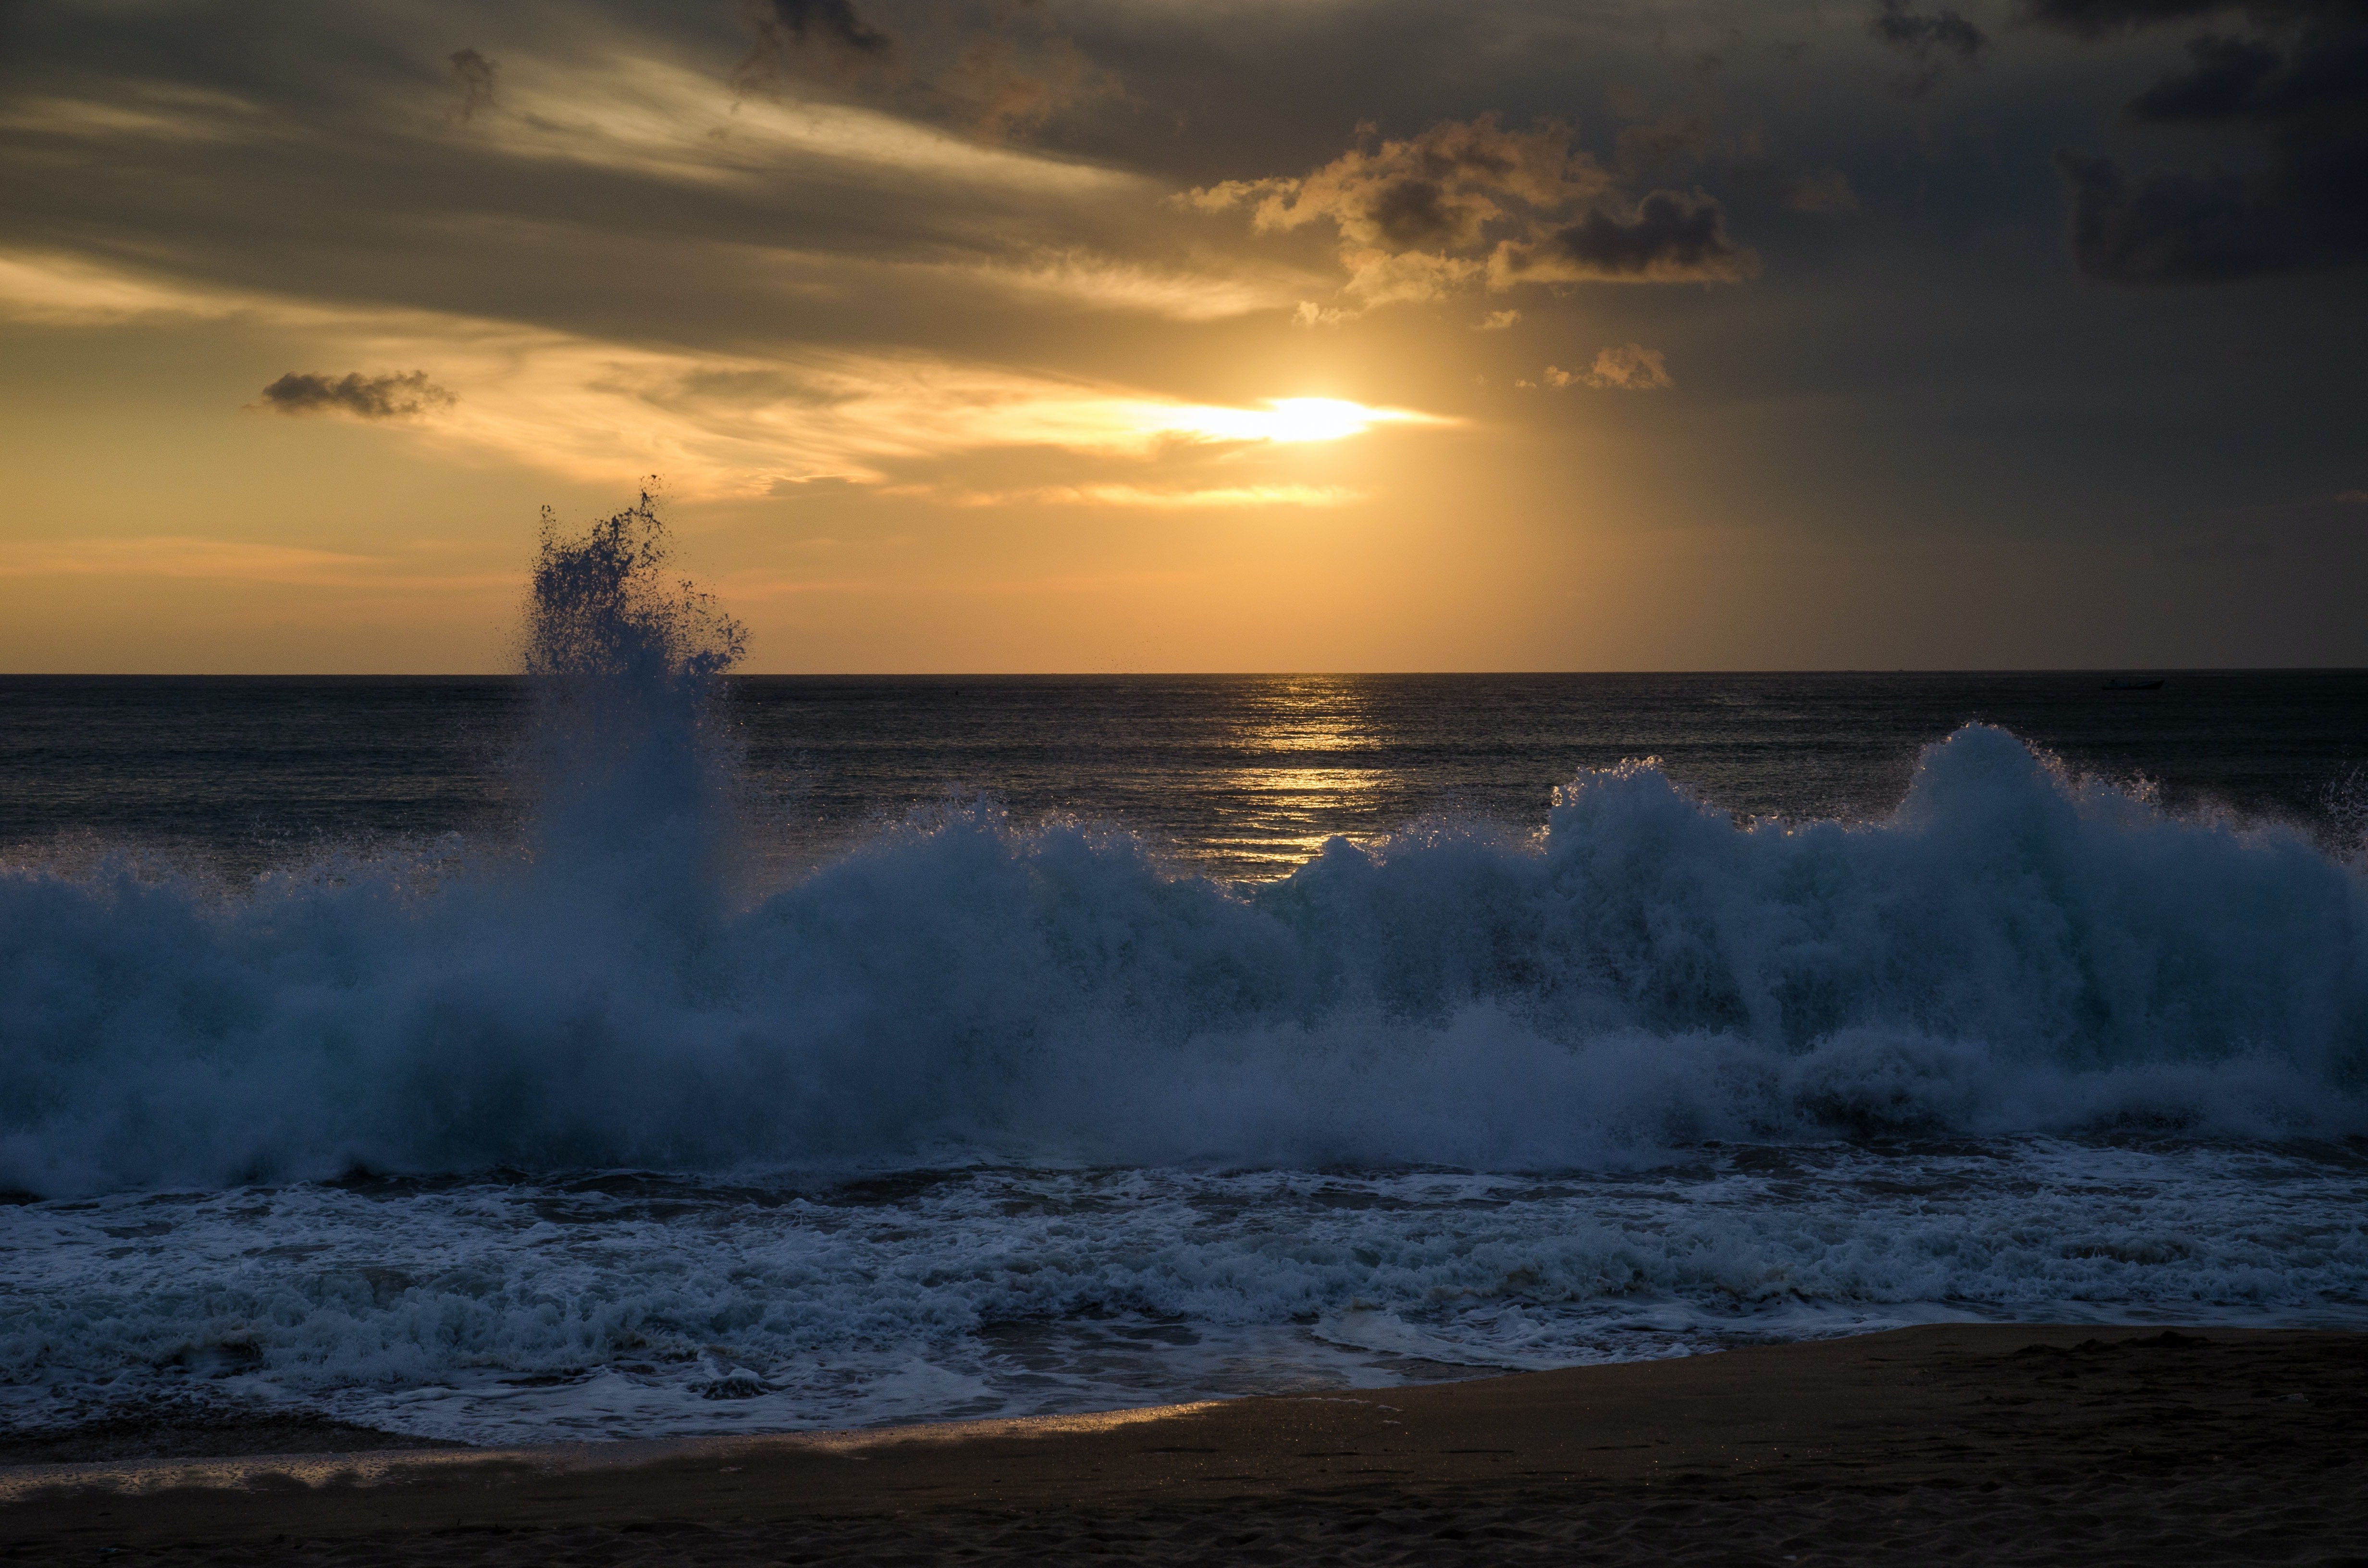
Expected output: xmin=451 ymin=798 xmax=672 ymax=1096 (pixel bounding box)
xmin=7 ymin=671 xmax=2362 ymax=881
xmin=2 ymin=663 xmax=2365 ymax=1446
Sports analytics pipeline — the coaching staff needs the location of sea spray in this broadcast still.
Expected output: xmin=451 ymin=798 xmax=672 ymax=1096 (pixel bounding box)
xmin=520 ymin=489 xmax=746 ymax=883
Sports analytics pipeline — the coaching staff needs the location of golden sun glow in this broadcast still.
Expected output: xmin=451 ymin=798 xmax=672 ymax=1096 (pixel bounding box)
xmin=1156 ymin=397 xmax=1448 ymax=445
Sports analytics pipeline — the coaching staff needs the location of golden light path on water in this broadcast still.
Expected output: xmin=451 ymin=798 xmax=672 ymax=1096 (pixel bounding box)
xmin=1208 ymin=676 xmax=1392 ymax=876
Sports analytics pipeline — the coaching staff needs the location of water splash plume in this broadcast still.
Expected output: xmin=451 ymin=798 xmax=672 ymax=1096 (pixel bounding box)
xmin=519 ymin=488 xmax=745 ymax=881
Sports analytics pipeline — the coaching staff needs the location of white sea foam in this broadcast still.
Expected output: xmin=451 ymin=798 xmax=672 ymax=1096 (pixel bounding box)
xmin=2 ymin=1144 xmax=2363 ymax=1442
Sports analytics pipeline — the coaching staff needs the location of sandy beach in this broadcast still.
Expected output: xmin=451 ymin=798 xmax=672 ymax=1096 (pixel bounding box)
xmin=4 ymin=1324 xmax=2363 ymax=1565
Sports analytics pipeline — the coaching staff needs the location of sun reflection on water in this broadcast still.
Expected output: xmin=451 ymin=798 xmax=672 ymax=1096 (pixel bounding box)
xmin=1209 ymin=677 xmax=1392 ymax=873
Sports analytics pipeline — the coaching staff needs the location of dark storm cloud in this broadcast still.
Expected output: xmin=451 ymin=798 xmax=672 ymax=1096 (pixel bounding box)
xmin=447 ymin=48 xmax=497 ymax=123
xmin=251 ymin=371 xmax=455 ymax=419
xmin=1868 ymin=0 xmax=1988 ymax=96
xmin=2045 ymin=0 xmax=2368 ymax=281
xmin=1501 ymin=190 xmax=1758 ymax=283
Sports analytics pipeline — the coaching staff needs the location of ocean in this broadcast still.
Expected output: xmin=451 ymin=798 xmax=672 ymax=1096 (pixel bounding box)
xmin=4 ymin=567 xmax=2366 ymax=1446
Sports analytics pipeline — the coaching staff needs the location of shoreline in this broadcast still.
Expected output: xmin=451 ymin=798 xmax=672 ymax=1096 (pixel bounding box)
xmin=6 ymin=1324 xmax=2364 ymax=1562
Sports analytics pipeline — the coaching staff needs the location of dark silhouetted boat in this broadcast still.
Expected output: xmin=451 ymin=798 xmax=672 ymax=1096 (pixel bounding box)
xmin=2102 ymin=677 xmax=2164 ymax=691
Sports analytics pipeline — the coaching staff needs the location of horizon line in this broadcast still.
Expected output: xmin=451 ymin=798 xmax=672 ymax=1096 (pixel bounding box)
xmin=2 ymin=667 xmax=2362 ymax=680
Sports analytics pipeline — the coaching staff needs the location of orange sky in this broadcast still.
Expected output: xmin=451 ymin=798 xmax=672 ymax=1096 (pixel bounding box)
xmin=1 ymin=0 xmax=2361 ymax=671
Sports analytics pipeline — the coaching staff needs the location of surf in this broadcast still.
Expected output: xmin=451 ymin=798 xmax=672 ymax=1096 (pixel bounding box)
xmin=2 ymin=505 xmax=2364 ymax=1197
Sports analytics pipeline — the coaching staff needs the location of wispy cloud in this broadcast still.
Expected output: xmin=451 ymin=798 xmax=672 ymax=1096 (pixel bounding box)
xmin=0 ymin=84 xmax=262 ymax=145
xmin=482 ymin=56 xmax=1135 ymax=198
xmin=0 ymin=537 xmax=513 ymax=589
xmin=911 ymin=483 xmax=1365 ymax=510
xmin=0 ymin=250 xmax=256 ymax=325
xmin=918 ymin=251 xmax=1304 ymax=320
xmin=0 ymin=251 xmax=1448 ymax=496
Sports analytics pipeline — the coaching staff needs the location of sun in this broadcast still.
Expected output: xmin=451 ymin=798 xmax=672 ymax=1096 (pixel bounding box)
xmin=1157 ymin=397 xmax=1447 ymax=445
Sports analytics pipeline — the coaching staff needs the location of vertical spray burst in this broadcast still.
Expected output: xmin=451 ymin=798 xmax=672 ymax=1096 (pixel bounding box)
xmin=522 ymin=488 xmax=746 ymax=879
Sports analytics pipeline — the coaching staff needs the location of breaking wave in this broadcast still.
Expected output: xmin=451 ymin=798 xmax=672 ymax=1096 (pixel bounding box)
xmin=3 ymin=509 xmax=2365 ymax=1197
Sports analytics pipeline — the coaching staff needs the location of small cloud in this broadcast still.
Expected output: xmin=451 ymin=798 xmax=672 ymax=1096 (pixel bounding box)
xmin=1293 ymin=300 xmax=1348 ymax=327
xmin=2338 ymin=490 xmax=2368 ymax=504
xmin=1868 ymin=0 xmax=1986 ymax=96
xmin=1580 ymin=343 xmax=1675 ymax=390
xmin=1530 ymin=346 xmax=1676 ymax=391
xmin=250 ymin=370 xmax=455 ymax=419
xmin=448 ymin=48 xmax=498 ymax=124
xmin=1476 ymin=309 xmax=1522 ymax=330
xmin=1784 ymin=168 xmax=1860 ymax=213
xmin=1187 ymin=115 xmax=1619 ymax=308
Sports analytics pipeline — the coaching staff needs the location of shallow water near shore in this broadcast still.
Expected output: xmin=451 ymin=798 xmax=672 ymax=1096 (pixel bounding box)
xmin=7 ymin=1135 xmax=2367 ymax=1446
xmin=4 ymin=1132 xmax=2368 ymax=1449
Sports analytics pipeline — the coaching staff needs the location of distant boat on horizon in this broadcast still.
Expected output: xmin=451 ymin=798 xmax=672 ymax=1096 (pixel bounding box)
xmin=2102 ymin=677 xmax=2165 ymax=691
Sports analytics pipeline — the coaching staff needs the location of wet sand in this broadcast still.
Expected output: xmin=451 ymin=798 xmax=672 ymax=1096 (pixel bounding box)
xmin=4 ymin=1324 xmax=2364 ymax=1565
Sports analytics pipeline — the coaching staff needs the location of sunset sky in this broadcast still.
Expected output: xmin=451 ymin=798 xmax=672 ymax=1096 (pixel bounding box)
xmin=1 ymin=0 xmax=2361 ymax=672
